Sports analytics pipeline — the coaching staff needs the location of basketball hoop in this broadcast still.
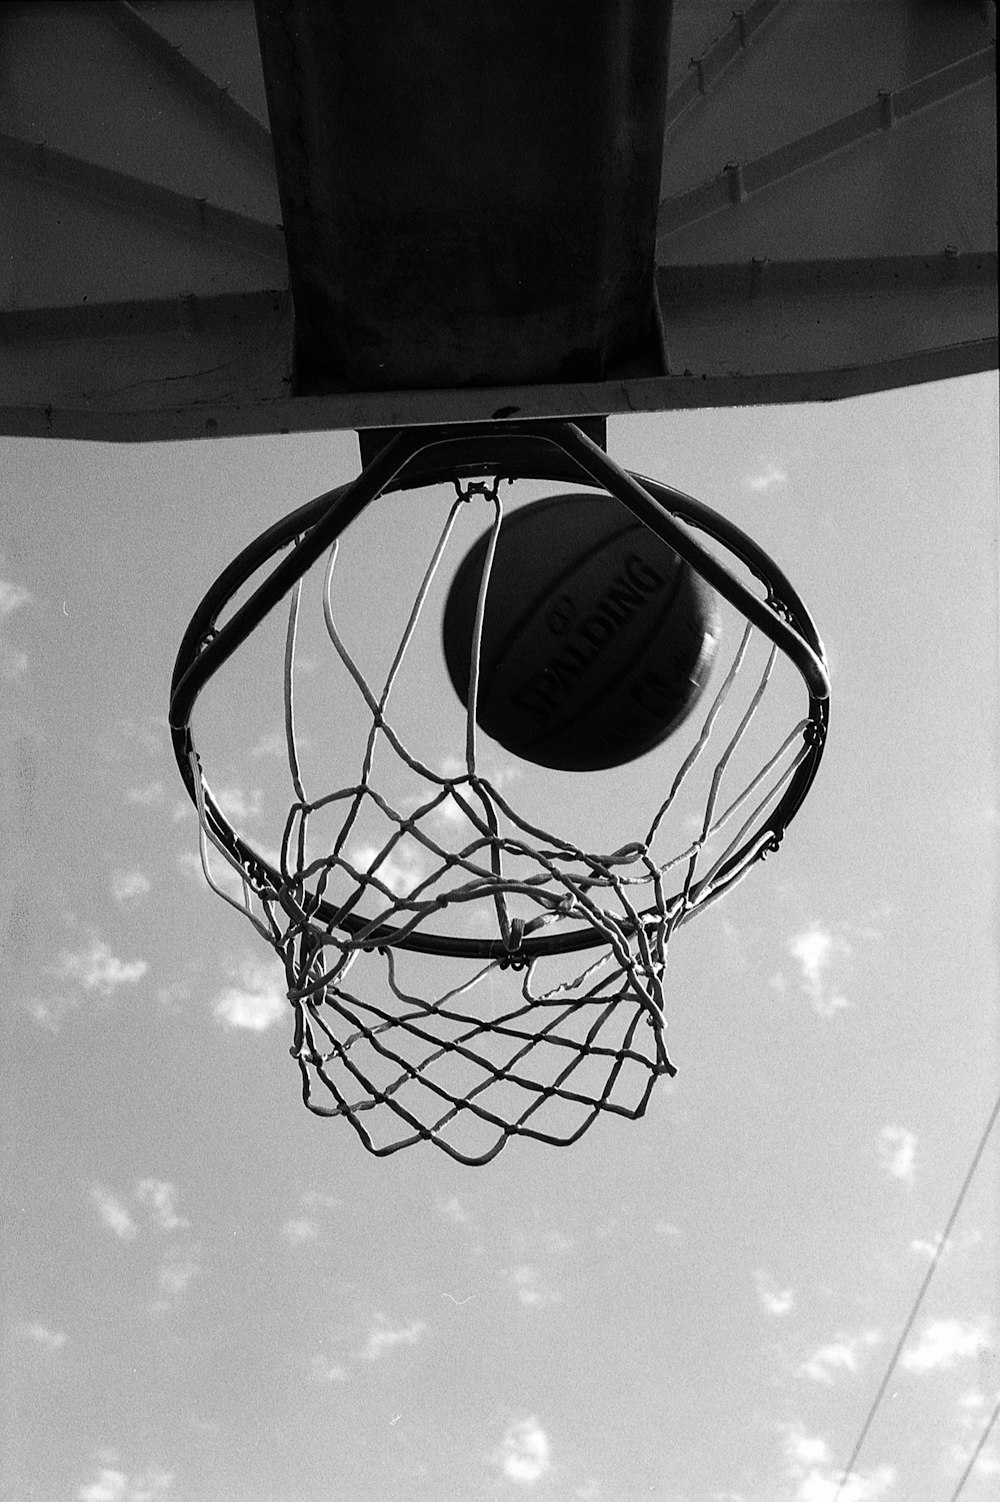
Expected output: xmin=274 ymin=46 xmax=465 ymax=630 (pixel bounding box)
xmin=170 ymin=421 xmax=829 ymax=1164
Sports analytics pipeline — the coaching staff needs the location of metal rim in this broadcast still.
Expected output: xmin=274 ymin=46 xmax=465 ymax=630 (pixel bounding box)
xmin=170 ymin=420 xmax=829 ymax=961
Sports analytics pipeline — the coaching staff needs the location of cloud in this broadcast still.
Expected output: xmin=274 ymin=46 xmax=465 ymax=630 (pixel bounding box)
xmin=492 ymin=1417 xmax=552 ymax=1485
xmin=301 ymin=1190 xmax=341 ymax=1210
xmin=24 ymin=1321 xmax=68 ymax=1350
xmin=111 ymin=870 xmax=151 ymax=904
xmin=126 ymin=781 xmax=165 ymax=805
xmin=54 ymin=938 xmax=148 ymax=996
xmin=155 ymin=1255 xmax=200 ymax=1296
xmin=950 ymin=1387 xmax=1000 ymax=1480
xmin=310 ymin=1354 xmax=348 ymax=1383
xmin=509 ymin=1264 xmax=561 ymax=1308
xmin=782 ymin=1425 xmax=894 ymax=1501
xmin=877 ymin=1125 xmax=916 ymax=1185
xmin=79 ymin=1473 xmax=130 ymax=1502
xmin=439 ymin=1195 xmax=471 ymax=1226
xmin=77 ymin=1467 xmax=174 ymax=1502
xmin=251 ymin=731 xmax=289 ymax=759
xmin=360 ymin=1316 xmax=428 ymax=1361
xmin=0 ymin=580 xmax=33 ymax=617
xmin=283 ymin=1217 xmax=320 ymax=1247
xmin=90 ymin=1183 xmax=198 ymax=1310
xmin=155 ymin=1256 xmax=200 ymax=1300
xmin=745 ymin=461 xmax=788 ymax=493
xmin=214 ymin=785 xmax=263 ymax=821
xmin=0 ymin=580 xmax=32 ymax=676
xmin=784 ymin=927 xmax=851 ymax=1017
xmin=351 ymin=840 xmax=429 ymax=898
xmin=911 ymin=1234 xmax=951 ymax=1261
xmin=136 ymin=1181 xmax=188 ymax=1234
xmin=1 ymin=645 xmax=28 ymax=679
xmin=29 ymin=935 xmax=148 ymax=1027
xmin=787 ymin=1431 xmax=831 ymax=1467
xmin=755 ymin=1270 xmax=795 ymax=1317
xmin=92 ymin=1186 xmax=138 ymax=1243
xmin=435 ymin=791 xmax=475 ymax=828
xmin=213 ymin=957 xmax=286 ymax=1031
xmin=900 ymin=1318 xmax=987 ymax=1374
xmin=800 ymin=1330 xmax=881 ymax=1386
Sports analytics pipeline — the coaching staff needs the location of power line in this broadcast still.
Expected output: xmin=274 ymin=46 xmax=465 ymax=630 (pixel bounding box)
xmin=832 ymin=1084 xmax=1000 ymax=1500
xmin=947 ymin=1391 xmax=1000 ymax=1502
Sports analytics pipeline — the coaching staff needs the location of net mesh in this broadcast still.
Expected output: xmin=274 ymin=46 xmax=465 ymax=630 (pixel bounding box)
xmin=187 ymin=474 xmax=820 ymax=1164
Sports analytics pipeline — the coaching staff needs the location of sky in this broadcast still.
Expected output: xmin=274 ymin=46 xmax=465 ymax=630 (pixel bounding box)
xmin=1 ymin=372 xmax=998 ymax=1502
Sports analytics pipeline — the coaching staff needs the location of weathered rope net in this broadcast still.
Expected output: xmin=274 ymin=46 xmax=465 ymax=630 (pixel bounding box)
xmin=183 ymin=463 xmax=826 ymax=1165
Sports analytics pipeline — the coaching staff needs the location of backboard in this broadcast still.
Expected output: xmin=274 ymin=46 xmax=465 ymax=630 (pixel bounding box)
xmin=0 ymin=0 xmax=995 ymax=443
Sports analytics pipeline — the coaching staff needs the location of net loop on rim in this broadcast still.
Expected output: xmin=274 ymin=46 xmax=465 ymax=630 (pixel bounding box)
xmin=171 ymin=421 xmax=829 ymax=1164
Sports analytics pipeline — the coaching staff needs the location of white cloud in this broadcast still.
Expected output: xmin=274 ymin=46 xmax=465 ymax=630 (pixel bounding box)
xmin=0 ymin=580 xmax=32 ymax=617
xmin=155 ymin=1256 xmax=200 ymax=1299
xmin=877 ymin=1125 xmax=916 ymax=1185
xmin=78 ymin=1467 xmax=174 ymax=1502
xmin=745 ymin=461 xmax=788 ymax=493
xmin=111 ymin=870 xmax=151 ymax=904
xmin=797 ymin=1466 xmax=895 ymax=1502
xmin=911 ymin=1234 xmax=950 ymax=1261
xmin=492 ymin=1417 xmax=552 ymax=1485
xmin=787 ymin=1430 xmax=831 ymax=1467
xmin=509 ymin=1264 xmax=560 ymax=1308
xmin=213 ymin=957 xmax=286 ymax=1031
xmin=784 ymin=927 xmax=851 ymax=1017
xmin=92 ymin=1186 xmax=138 ymax=1243
xmin=900 ymin=1318 xmax=987 ymax=1374
xmin=54 ymin=938 xmax=148 ymax=996
xmin=360 ymin=1316 xmax=428 ymax=1361
xmin=800 ymin=1330 xmax=881 ymax=1385
xmin=136 ymin=1180 xmax=188 ymax=1234
xmin=79 ymin=1471 xmax=129 ymax=1502
xmin=439 ymin=1195 xmax=471 ymax=1226
xmin=953 ymin=1387 xmax=1000 ymax=1477
xmin=310 ymin=1354 xmax=348 ymax=1383
xmin=654 ymin=1220 xmax=682 ymax=1240
xmin=0 ymin=579 xmax=32 ymax=675
xmin=1 ymin=644 xmax=28 ymax=679
xmin=782 ymin=1425 xmax=894 ymax=1502
xmin=24 ymin=1321 xmax=67 ymax=1350
xmin=126 ymin=780 xmax=165 ymax=805
xmin=157 ymin=979 xmax=193 ymax=1010
xmin=756 ymin=1270 xmax=795 ymax=1317
xmin=251 ymin=731 xmax=289 ymax=758
xmin=351 ymin=841 xmax=428 ymax=898
xmin=435 ymin=790 xmax=474 ymax=827
xmin=283 ymin=1217 xmax=320 ymax=1247
xmin=301 ymin=1190 xmax=341 ymax=1211
xmin=214 ymin=785 xmax=263 ymax=821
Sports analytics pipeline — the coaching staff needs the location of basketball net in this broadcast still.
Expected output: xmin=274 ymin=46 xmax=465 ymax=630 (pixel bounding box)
xmin=173 ymin=423 xmax=829 ymax=1165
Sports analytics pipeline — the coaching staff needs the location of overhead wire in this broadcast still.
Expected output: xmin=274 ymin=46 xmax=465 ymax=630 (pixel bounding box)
xmin=832 ymin=1084 xmax=1000 ymax=1499
xmin=947 ymin=1391 xmax=1000 ymax=1502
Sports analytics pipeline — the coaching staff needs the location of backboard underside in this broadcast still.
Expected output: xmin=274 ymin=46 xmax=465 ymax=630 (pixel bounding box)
xmin=0 ymin=0 xmax=996 ymax=442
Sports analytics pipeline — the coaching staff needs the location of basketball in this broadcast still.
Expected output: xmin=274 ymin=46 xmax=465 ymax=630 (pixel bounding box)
xmin=442 ymin=491 xmax=720 ymax=772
